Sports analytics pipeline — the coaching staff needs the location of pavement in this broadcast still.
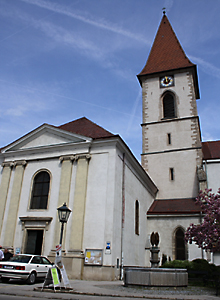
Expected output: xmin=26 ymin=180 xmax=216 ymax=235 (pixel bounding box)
xmin=0 ymin=278 xmax=220 ymax=300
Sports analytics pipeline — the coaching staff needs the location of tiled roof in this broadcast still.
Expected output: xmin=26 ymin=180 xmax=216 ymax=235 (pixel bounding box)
xmin=147 ymin=198 xmax=201 ymax=215
xmin=138 ymin=14 xmax=195 ymax=77
xmin=202 ymin=140 xmax=220 ymax=160
xmin=57 ymin=117 xmax=115 ymax=139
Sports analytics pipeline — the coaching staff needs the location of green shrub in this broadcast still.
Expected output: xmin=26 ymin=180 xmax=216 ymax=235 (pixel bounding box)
xmin=161 ymin=259 xmax=219 ymax=287
xmin=161 ymin=259 xmax=191 ymax=270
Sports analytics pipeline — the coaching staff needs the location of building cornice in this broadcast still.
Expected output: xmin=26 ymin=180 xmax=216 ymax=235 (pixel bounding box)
xmin=142 ymin=146 xmax=202 ymax=156
xmin=141 ymin=115 xmax=199 ymax=127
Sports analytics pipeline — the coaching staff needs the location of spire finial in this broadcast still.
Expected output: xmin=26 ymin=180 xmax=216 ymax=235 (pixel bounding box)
xmin=162 ymin=7 xmax=166 ymax=15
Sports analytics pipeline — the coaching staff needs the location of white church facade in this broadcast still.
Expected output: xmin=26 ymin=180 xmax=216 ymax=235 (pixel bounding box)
xmin=0 ymin=117 xmax=157 ymax=280
xmin=0 ymin=13 xmax=220 ymax=280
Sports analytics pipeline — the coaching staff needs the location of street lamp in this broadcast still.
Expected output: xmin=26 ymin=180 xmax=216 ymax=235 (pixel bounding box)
xmin=57 ymin=202 xmax=72 ymax=245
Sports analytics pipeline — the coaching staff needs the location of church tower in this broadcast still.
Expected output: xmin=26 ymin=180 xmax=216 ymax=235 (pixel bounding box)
xmin=137 ymin=13 xmax=203 ymax=200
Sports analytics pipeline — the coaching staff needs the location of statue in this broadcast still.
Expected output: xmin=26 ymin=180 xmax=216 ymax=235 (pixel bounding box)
xmin=150 ymin=232 xmax=160 ymax=268
xmin=150 ymin=232 xmax=159 ymax=247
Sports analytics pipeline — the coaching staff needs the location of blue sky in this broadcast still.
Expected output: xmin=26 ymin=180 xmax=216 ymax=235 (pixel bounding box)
xmin=1 ymin=0 xmax=220 ymax=161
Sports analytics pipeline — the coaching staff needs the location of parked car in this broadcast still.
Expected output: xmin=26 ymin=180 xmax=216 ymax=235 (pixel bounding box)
xmin=0 ymin=254 xmax=54 ymax=284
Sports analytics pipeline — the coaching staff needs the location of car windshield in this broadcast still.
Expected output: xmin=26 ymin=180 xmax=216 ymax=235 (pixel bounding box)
xmin=10 ymin=255 xmax=32 ymax=263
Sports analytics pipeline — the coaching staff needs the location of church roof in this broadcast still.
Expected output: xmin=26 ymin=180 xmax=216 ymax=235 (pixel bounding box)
xmin=147 ymin=198 xmax=201 ymax=215
xmin=57 ymin=117 xmax=115 ymax=139
xmin=202 ymin=140 xmax=220 ymax=160
xmin=138 ymin=14 xmax=195 ymax=77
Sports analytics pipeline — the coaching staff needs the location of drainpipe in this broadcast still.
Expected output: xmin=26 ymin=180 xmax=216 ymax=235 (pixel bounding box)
xmin=120 ymin=153 xmax=125 ymax=280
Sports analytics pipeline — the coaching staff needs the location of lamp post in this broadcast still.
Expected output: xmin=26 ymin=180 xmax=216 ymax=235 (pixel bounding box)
xmin=57 ymin=202 xmax=72 ymax=246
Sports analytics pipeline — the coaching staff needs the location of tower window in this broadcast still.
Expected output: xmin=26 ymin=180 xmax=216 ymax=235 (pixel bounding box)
xmin=163 ymin=93 xmax=176 ymax=119
xmin=167 ymin=133 xmax=171 ymax=145
xmin=170 ymin=168 xmax=174 ymax=181
xmin=135 ymin=200 xmax=139 ymax=235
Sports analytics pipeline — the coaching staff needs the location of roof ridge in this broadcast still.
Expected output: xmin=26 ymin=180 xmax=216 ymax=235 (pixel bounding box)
xmin=57 ymin=117 xmax=114 ymax=139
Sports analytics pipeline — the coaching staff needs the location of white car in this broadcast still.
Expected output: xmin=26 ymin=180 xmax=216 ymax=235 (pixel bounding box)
xmin=0 ymin=254 xmax=54 ymax=284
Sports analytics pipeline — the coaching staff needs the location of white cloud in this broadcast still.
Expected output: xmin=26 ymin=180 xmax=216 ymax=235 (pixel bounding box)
xmin=20 ymin=0 xmax=150 ymax=45
xmin=189 ymin=55 xmax=220 ymax=79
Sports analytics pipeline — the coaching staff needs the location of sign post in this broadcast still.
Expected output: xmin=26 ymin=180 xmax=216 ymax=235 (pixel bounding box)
xmin=55 ymin=244 xmax=71 ymax=289
xmin=42 ymin=266 xmax=60 ymax=291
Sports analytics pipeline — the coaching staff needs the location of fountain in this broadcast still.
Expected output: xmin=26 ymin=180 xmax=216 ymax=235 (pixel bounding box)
xmin=124 ymin=232 xmax=188 ymax=287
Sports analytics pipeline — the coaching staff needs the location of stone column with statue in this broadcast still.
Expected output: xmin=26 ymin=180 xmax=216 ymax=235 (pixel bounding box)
xmin=150 ymin=232 xmax=160 ymax=268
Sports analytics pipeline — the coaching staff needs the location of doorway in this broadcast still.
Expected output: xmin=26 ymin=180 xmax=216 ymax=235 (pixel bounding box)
xmin=25 ymin=230 xmax=43 ymax=255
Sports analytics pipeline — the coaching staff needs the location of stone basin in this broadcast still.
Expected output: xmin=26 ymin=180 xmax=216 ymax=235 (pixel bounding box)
xmin=124 ymin=267 xmax=188 ymax=287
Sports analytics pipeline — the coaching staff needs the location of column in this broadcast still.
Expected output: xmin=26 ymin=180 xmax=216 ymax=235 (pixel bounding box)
xmin=0 ymin=162 xmax=13 ymax=236
xmin=3 ymin=161 xmax=26 ymax=247
xmin=53 ymin=156 xmax=74 ymax=249
xmin=69 ymin=154 xmax=91 ymax=251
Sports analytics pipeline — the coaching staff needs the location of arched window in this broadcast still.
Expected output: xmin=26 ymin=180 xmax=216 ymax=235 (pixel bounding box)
xmin=175 ymin=228 xmax=186 ymax=260
xmin=135 ymin=200 xmax=139 ymax=235
xmin=163 ymin=93 xmax=176 ymax=119
xmin=30 ymin=171 xmax=50 ymax=209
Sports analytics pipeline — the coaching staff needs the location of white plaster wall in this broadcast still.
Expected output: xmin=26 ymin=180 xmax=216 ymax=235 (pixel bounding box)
xmin=147 ymin=216 xmax=202 ymax=265
xmin=19 ymin=132 xmax=75 ymax=149
xmin=205 ymin=161 xmax=220 ymax=193
xmin=83 ymin=152 xmax=110 ymax=260
xmin=188 ymin=242 xmax=203 ymax=261
xmin=213 ymin=253 xmax=220 ymax=266
xmin=123 ymin=157 xmax=154 ymax=266
xmin=147 ymin=150 xmax=199 ymax=199
xmin=0 ymin=159 xmax=4 ymax=186
xmin=103 ymin=148 xmax=119 ymax=267
xmin=146 ymin=119 xmax=199 ymax=153
xmin=112 ymin=151 xmax=123 ymax=268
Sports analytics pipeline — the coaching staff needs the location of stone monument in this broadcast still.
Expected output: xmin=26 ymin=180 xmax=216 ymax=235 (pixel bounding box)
xmin=150 ymin=232 xmax=160 ymax=268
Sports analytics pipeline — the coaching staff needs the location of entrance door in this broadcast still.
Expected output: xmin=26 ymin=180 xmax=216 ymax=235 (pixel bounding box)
xmin=25 ymin=230 xmax=43 ymax=255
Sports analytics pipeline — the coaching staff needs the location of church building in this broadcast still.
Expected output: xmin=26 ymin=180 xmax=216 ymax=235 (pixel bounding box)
xmin=0 ymin=13 xmax=220 ymax=280
xmin=0 ymin=117 xmax=157 ymax=280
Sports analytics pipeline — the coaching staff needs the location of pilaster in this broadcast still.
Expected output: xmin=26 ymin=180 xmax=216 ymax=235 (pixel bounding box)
xmin=69 ymin=154 xmax=91 ymax=251
xmin=53 ymin=155 xmax=74 ymax=249
xmin=3 ymin=160 xmax=27 ymax=247
xmin=0 ymin=162 xmax=13 ymax=236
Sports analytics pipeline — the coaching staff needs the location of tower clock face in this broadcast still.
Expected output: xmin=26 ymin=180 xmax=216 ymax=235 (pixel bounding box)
xmin=160 ymin=76 xmax=174 ymax=88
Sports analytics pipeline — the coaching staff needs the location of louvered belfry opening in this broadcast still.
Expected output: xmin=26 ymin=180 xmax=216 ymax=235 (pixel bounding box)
xmin=163 ymin=93 xmax=176 ymax=119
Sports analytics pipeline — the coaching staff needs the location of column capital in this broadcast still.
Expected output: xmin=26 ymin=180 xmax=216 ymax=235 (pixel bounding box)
xmin=75 ymin=154 xmax=91 ymax=161
xmin=59 ymin=154 xmax=91 ymax=163
xmin=59 ymin=155 xmax=76 ymax=163
xmin=14 ymin=160 xmax=27 ymax=167
xmin=1 ymin=161 xmax=14 ymax=168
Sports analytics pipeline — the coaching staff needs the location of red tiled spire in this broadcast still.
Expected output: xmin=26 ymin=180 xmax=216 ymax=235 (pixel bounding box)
xmin=137 ymin=14 xmax=199 ymax=98
xmin=138 ymin=14 xmax=195 ymax=77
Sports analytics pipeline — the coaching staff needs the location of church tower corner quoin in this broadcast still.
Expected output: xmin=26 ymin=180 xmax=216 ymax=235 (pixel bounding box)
xmin=137 ymin=13 xmax=203 ymax=200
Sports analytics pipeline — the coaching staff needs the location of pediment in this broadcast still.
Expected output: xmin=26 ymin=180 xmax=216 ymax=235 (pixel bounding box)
xmin=2 ymin=124 xmax=92 ymax=153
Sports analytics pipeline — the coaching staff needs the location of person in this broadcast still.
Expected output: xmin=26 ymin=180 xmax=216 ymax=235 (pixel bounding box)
xmin=2 ymin=248 xmax=13 ymax=261
xmin=0 ymin=246 xmax=4 ymax=261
